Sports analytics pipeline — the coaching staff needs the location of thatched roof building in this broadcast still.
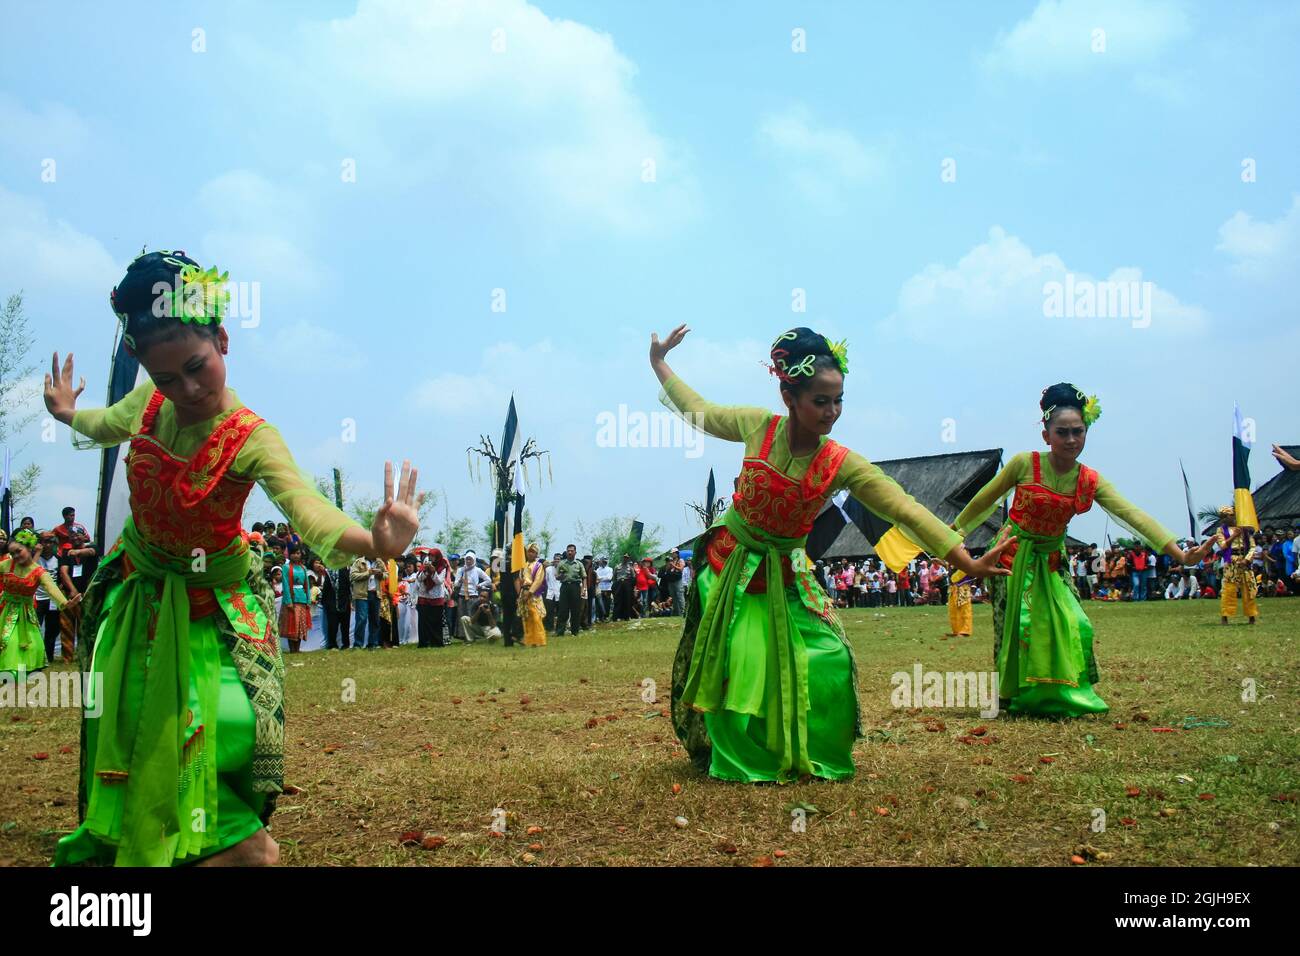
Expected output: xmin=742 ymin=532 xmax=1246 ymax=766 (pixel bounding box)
xmin=1251 ymin=445 xmax=1300 ymax=530
xmin=806 ymin=449 xmax=1011 ymax=561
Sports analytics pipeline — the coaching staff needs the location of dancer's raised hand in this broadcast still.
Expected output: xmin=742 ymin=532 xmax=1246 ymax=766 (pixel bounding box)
xmin=370 ymin=460 xmax=422 ymax=559
xmin=44 ymin=352 xmax=85 ymax=425
xmin=1272 ymin=444 xmax=1300 ymax=472
xmin=650 ymin=323 xmax=689 ymax=363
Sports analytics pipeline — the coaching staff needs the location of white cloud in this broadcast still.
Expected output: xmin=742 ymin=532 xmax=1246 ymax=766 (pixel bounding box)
xmin=0 ymin=93 xmax=92 ymax=161
xmin=1215 ymin=194 xmax=1300 ymax=280
xmin=982 ymin=0 xmax=1190 ymax=77
xmin=0 ymin=186 xmax=120 ymax=303
xmin=878 ymin=225 xmax=1207 ymax=345
xmin=233 ymin=0 xmax=696 ymax=236
xmin=758 ymin=105 xmax=885 ymax=210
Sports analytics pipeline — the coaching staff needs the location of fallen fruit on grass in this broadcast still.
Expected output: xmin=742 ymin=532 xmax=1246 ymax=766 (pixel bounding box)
xmin=752 ymin=856 xmax=775 ymax=867
xmin=672 ymin=783 xmax=682 ymax=794
xmin=31 ymin=753 xmax=48 ymax=760
xmin=399 ymin=831 xmax=423 ymax=846
xmin=450 ymin=698 xmax=462 ymax=704
xmin=673 ymin=816 xmax=689 ymax=828
xmin=421 ymin=835 xmax=446 ymax=850
xmin=1009 ymin=774 xmax=1030 ymax=784
xmin=58 ymin=745 xmax=73 ymax=754
xmin=875 ymin=807 xmax=891 ymax=817
xmin=1125 ymin=787 xmax=1142 ymax=797
xmin=1158 ymin=808 xmax=1178 ymax=817
xmin=526 ymin=825 xmax=544 ymax=835
xmin=528 ymin=843 xmax=543 ymax=851
xmin=1070 ymin=855 xmax=1086 ymax=865
xmin=1120 ymin=818 xmax=1137 ymax=827
xmin=1039 ymin=756 xmax=1055 ymax=764
xmin=521 ymin=852 xmax=536 ymax=864
xmin=585 ymin=718 xmax=600 ymax=729
xmin=1198 ymin=793 xmax=1216 ymax=801
xmin=717 ymin=842 xmax=738 ymax=854
xmin=773 ymin=850 xmax=787 ymax=858
xmin=969 ymin=726 xmax=988 ymax=737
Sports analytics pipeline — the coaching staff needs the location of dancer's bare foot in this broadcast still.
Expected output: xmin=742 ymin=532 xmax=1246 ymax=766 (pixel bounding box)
xmin=196 ymin=828 xmax=279 ymax=866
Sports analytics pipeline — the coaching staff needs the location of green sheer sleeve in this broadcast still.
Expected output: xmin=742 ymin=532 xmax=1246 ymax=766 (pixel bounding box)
xmin=1093 ymin=474 xmax=1176 ymax=552
xmin=835 ymin=451 xmax=962 ymax=557
xmin=953 ymin=452 xmax=1029 ymax=535
xmin=658 ymin=374 xmax=771 ymax=445
xmin=40 ymin=571 xmax=70 ymax=609
xmin=234 ymin=423 xmax=365 ymax=569
xmin=68 ymin=382 xmax=155 ymax=450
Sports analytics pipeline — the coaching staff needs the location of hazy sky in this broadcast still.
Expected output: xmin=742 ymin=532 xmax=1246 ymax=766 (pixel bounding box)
xmin=2 ymin=0 xmax=1297 ymax=552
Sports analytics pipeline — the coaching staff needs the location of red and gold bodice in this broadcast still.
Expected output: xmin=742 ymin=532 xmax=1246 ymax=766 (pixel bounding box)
xmin=1001 ymin=451 xmax=1098 ymax=570
xmin=126 ymin=389 xmax=265 ymax=557
xmin=707 ymin=415 xmax=849 ymax=592
xmin=0 ymin=562 xmax=44 ymax=600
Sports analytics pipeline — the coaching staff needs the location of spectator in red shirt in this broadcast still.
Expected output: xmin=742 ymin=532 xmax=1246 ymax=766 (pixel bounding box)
xmin=635 ymin=558 xmax=655 ymax=617
xmin=1129 ymin=546 xmax=1149 ymax=601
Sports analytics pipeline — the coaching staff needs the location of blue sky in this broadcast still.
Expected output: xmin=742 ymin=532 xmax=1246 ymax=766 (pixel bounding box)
xmin=2 ymin=0 xmax=1298 ymax=552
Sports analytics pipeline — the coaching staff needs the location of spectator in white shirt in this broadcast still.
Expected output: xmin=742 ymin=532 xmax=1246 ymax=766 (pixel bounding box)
xmin=595 ymin=557 xmax=614 ymax=622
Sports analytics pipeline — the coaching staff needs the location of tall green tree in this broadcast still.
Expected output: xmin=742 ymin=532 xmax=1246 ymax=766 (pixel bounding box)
xmin=576 ymin=515 xmax=663 ymax=563
xmin=0 ymin=292 xmax=42 ymax=509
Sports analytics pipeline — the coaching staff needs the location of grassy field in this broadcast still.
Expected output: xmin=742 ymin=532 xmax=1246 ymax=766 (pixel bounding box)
xmin=3 ymin=598 xmax=1297 ymax=867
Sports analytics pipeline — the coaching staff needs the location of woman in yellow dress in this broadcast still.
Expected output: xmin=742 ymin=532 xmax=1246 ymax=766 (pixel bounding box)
xmin=946 ymin=577 xmax=973 ymax=637
xmin=519 ymin=543 xmax=547 ymax=647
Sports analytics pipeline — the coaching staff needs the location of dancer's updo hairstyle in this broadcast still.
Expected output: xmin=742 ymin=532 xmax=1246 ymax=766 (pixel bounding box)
xmin=767 ymin=327 xmax=849 ymax=396
xmin=1039 ymin=382 xmax=1101 ymax=427
xmin=110 ymin=250 xmax=225 ymax=355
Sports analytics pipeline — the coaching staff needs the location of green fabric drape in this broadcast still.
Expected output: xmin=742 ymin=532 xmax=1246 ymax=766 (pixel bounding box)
xmin=996 ymin=520 xmax=1106 ymax=717
xmin=680 ymin=507 xmax=812 ymax=778
xmin=82 ymin=518 xmax=254 ymax=866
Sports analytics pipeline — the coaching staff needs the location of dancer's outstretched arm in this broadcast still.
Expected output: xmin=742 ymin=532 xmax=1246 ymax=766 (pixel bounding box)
xmin=651 ymin=324 xmax=767 ymax=443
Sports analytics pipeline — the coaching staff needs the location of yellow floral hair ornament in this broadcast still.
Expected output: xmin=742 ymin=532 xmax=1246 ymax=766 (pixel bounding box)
xmin=165 ymin=264 xmax=230 ymax=326
xmin=1082 ymin=394 xmax=1102 ymax=427
xmin=824 ymin=336 xmax=849 ymax=375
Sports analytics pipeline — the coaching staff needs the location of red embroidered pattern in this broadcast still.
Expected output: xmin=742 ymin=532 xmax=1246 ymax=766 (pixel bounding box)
xmin=709 ymin=415 xmax=849 ymax=593
xmin=731 ymin=416 xmax=849 ymax=539
xmin=1001 ymin=452 xmax=1098 ymax=568
xmin=127 ymin=390 xmax=264 ymax=556
xmin=0 ymin=563 xmax=45 ymax=598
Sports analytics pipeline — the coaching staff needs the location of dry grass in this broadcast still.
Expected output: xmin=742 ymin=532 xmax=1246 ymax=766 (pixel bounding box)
xmin=3 ymin=599 xmax=1297 ymax=867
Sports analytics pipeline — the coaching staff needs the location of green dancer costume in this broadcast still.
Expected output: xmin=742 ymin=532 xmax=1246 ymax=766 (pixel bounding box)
xmin=1 ymin=539 xmax=72 ymax=678
xmin=952 ymin=451 xmax=1174 ymax=717
xmin=663 ymin=375 xmax=961 ymax=782
xmin=54 ymin=382 xmax=362 ymax=866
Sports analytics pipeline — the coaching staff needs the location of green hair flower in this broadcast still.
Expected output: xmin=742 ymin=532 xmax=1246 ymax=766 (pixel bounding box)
xmin=824 ymin=336 xmax=849 ymax=375
xmin=1082 ymin=394 xmax=1102 ymax=426
xmin=165 ymin=264 xmax=230 ymax=325
xmin=13 ymin=529 xmax=40 ymax=551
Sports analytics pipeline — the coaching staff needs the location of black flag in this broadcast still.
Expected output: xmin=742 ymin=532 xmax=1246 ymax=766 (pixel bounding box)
xmin=1179 ymin=459 xmax=1197 ymax=541
xmin=95 ymin=328 xmax=141 ymax=551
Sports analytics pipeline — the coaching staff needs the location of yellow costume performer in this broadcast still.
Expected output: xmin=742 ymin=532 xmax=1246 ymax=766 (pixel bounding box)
xmin=947 ymin=580 xmax=972 ymax=636
xmin=1213 ymin=507 xmax=1258 ymax=623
